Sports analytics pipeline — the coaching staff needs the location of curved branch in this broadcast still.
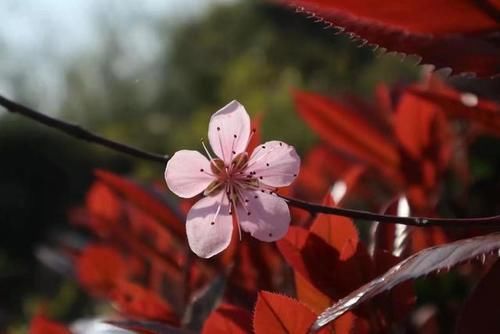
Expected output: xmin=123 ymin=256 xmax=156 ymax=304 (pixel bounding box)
xmin=281 ymin=195 xmax=500 ymax=227
xmin=0 ymin=94 xmax=169 ymax=163
xmin=1 ymin=93 xmax=499 ymax=228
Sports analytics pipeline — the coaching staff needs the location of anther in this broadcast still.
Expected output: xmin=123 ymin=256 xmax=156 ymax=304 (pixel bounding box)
xmin=233 ymin=134 xmax=237 ymax=138
xmin=200 ymin=168 xmax=204 ymax=172
xmin=217 ymin=127 xmax=220 ymax=131
xmin=247 ymin=212 xmax=251 ymax=216
xmin=259 ymin=176 xmax=263 ymax=180
xmin=254 ymin=195 xmax=258 ymax=199
xmin=210 ymin=221 xmax=215 ymax=225
xmin=266 ymin=163 xmax=270 ymax=167
xmin=279 ymin=142 xmax=283 ymax=146
xmin=293 ymin=174 xmax=297 ymax=177
xmin=268 ymin=232 xmax=273 ymax=237
xmin=262 ymin=145 xmax=266 ymax=149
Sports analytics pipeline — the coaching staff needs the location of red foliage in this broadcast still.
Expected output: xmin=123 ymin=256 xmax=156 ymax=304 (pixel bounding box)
xmin=111 ymin=281 xmax=179 ymax=325
xmin=29 ymin=315 xmax=71 ymax=334
xmin=277 ymin=191 xmax=415 ymax=331
xmin=293 ymin=80 xmax=457 ymax=213
xmin=253 ymin=291 xmax=320 ymax=334
xmin=76 ymin=245 xmax=128 ymax=296
xmin=29 ymin=72 xmax=500 ymax=333
xmin=202 ymin=303 xmax=253 ymax=334
xmin=282 ymin=0 xmax=500 ymax=77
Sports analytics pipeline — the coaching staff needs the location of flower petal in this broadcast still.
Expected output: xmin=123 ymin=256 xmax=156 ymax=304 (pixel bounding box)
xmin=165 ymin=150 xmax=213 ymax=198
xmin=236 ymin=190 xmax=290 ymax=242
xmin=247 ymin=141 xmax=300 ymax=187
xmin=208 ymin=100 xmax=251 ymax=164
xmin=186 ymin=194 xmax=233 ymax=258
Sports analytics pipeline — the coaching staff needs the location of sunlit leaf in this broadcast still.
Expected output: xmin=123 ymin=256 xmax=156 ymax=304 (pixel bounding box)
xmin=284 ymin=0 xmax=500 ymax=77
xmin=407 ymin=87 xmax=500 ymax=136
xmin=293 ymin=90 xmax=399 ymax=177
xmin=111 ymin=281 xmax=179 ymax=325
xmin=253 ymin=291 xmax=319 ymax=334
xmin=95 ymin=169 xmax=184 ymax=237
xmin=76 ymin=245 xmax=128 ymax=297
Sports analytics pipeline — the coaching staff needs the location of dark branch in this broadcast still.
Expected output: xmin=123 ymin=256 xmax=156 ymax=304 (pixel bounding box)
xmin=281 ymin=195 xmax=500 ymax=227
xmin=1 ymin=93 xmax=499 ymax=228
xmin=0 ymin=94 xmax=169 ymax=164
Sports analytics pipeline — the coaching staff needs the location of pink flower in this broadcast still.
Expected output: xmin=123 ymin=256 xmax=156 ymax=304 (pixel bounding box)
xmin=165 ymin=101 xmax=300 ymax=258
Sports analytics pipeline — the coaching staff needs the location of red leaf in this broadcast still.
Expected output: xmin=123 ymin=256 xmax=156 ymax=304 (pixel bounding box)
xmin=313 ymin=233 xmax=500 ymax=331
xmin=94 ymin=170 xmax=184 ymax=237
xmin=294 ymin=145 xmax=346 ymax=202
xmin=407 ymin=86 xmax=500 ymax=137
xmin=285 ymin=0 xmax=500 ymax=77
xmin=77 ymin=245 xmax=127 ymax=296
xmin=253 ymin=291 xmax=318 ymax=334
xmin=227 ymin=238 xmax=283 ymax=296
xmin=202 ymin=303 xmax=253 ymax=334
xmin=290 ymin=0 xmax=499 ymax=34
xmin=456 ymin=260 xmax=500 ymax=334
xmin=293 ymin=90 xmax=400 ymax=178
xmin=295 ymin=272 xmax=332 ymax=314
xmin=310 ymin=193 xmax=360 ymax=260
xmin=394 ymin=90 xmax=452 ymax=171
xmin=111 ymin=281 xmax=179 ymax=325
xmin=29 ymin=315 xmax=70 ymax=334
xmin=278 ymin=225 xmax=371 ymax=300
xmin=277 ymin=227 xmax=340 ymax=298
xmin=86 ymin=181 xmax=122 ymax=222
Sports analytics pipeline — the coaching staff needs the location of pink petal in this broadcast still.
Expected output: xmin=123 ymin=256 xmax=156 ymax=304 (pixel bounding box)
xmin=247 ymin=140 xmax=300 ymax=187
xmin=186 ymin=193 xmax=233 ymax=258
xmin=236 ymin=190 xmax=290 ymax=242
xmin=208 ymin=100 xmax=251 ymax=164
xmin=165 ymin=150 xmax=214 ymax=198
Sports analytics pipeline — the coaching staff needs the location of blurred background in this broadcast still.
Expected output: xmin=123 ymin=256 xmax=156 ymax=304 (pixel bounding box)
xmin=0 ymin=0 xmax=498 ymax=332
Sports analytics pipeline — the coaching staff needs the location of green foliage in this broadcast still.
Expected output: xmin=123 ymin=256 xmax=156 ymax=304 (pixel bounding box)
xmin=59 ymin=1 xmax=418 ymax=165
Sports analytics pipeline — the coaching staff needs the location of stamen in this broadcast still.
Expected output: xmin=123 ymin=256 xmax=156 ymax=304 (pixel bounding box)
xmin=243 ymin=128 xmax=257 ymax=151
xmin=228 ymin=133 xmax=240 ymax=169
xmin=216 ymin=125 xmax=226 ymax=162
xmin=210 ymin=191 xmax=225 ymax=227
xmin=229 ymin=184 xmax=242 ymax=240
xmin=201 ymin=138 xmax=214 ymax=160
xmin=199 ymin=168 xmax=215 ymax=177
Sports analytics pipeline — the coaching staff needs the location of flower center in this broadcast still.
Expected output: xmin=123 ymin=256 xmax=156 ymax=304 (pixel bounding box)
xmin=203 ymin=152 xmax=258 ymax=197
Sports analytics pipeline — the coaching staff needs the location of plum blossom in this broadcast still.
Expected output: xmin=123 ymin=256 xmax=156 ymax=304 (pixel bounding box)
xmin=165 ymin=101 xmax=300 ymax=258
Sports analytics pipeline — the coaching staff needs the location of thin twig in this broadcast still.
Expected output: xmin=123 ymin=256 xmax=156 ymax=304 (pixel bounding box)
xmin=1 ymin=93 xmax=499 ymax=228
xmin=0 ymin=94 xmax=169 ymax=163
xmin=281 ymin=195 xmax=500 ymax=227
